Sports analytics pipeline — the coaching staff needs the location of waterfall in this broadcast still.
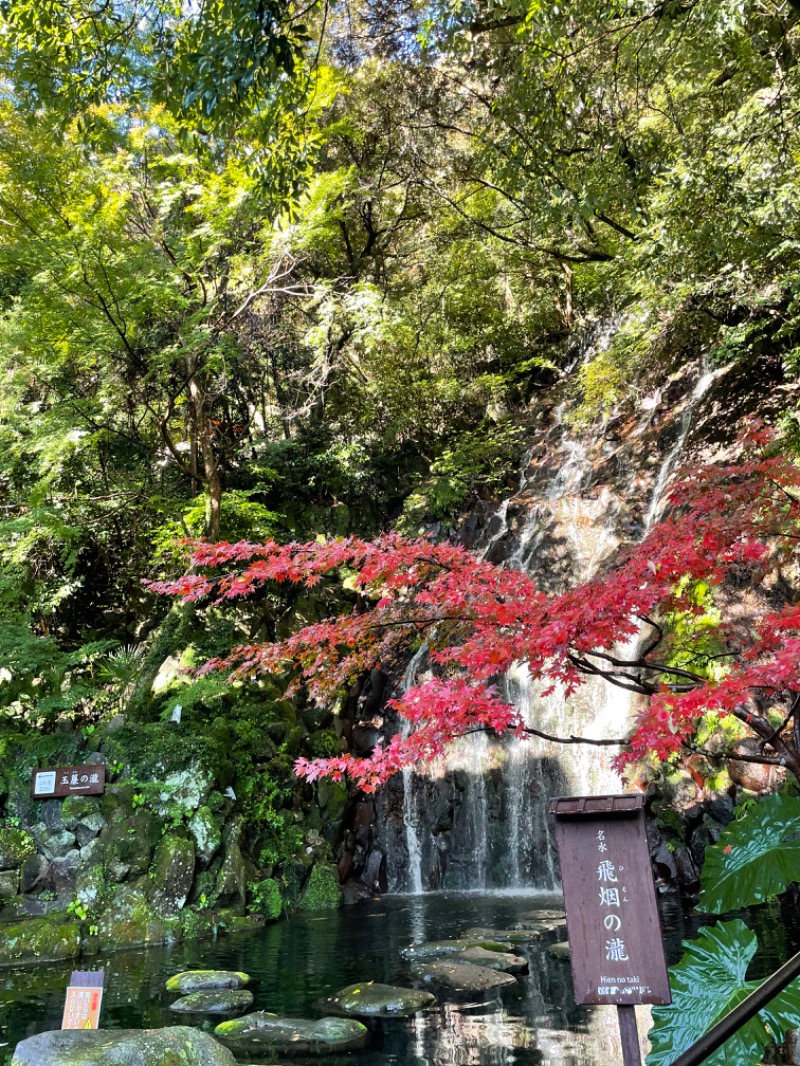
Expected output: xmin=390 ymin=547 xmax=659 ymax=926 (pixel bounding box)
xmin=401 ymin=645 xmax=428 ymax=894
xmin=384 ymin=337 xmax=725 ymax=893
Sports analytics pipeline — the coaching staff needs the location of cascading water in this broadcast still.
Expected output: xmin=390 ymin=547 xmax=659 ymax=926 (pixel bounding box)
xmin=386 ymin=330 xmax=726 ymax=894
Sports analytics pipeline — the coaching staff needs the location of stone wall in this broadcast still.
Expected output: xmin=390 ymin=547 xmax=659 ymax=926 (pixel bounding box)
xmin=0 ymin=717 xmax=343 ymax=968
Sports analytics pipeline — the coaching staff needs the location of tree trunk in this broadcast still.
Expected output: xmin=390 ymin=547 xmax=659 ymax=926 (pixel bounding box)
xmin=188 ymin=371 xmax=222 ymax=541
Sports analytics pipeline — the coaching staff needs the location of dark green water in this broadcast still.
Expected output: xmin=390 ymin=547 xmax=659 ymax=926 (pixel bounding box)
xmin=0 ymin=892 xmax=792 ymax=1065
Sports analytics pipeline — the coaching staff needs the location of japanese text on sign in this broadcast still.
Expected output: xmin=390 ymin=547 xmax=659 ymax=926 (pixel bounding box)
xmin=31 ymin=764 xmax=106 ymax=798
xmin=550 ymin=794 xmax=671 ymax=1007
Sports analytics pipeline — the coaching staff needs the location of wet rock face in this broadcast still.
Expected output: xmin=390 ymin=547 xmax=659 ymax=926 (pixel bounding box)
xmin=10 ymin=1026 xmax=237 ymax=1065
xmin=215 ymin=1013 xmax=370 ymax=1055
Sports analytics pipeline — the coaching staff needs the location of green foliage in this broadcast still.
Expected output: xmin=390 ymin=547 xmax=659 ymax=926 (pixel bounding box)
xmin=648 ymin=921 xmax=800 ymax=1066
xmin=699 ymin=793 xmax=800 ymax=913
xmin=248 ymin=877 xmax=283 ymax=920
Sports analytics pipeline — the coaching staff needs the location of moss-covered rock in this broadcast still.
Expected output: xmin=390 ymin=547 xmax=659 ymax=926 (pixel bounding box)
xmin=189 ymin=806 xmax=221 ymax=865
xmin=249 ymin=877 xmax=282 ymax=920
xmin=96 ymin=812 xmax=160 ymax=882
xmin=166 ymin=970 xmax=251 ymax=993
xmin=94 ymin=881 xmax=179 ymax=952
xmin=215 ymin=1013 xmax=369 ymax=1056
xmin=0 ymin=867 xmax=20 ymax=899
xmin=61 ymin=796 xmax=106 ymax=843
xmin=169 ymin=989 xmax=254 ymax=1014
xmin=0 ymin=827 xmax=35 ymax=870
xmin=547 ymin=941 xmax=571 ymax=961
xmin=11 ymin=1026 xmax=237 ymax=1065
xmin=214 ymin=842 xmax=246 ymax=911
xmin=297 ymin=863 xmax=341 ymax=912
xmin=314 ymin=982 xmax=435 ymax=1018
xmin=0 ymin=917 xmax=81 ymax=968
xmin=149 ymin=832 xmax=196 ymax=916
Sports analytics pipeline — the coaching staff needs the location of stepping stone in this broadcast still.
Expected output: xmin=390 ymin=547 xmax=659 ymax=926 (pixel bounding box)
xmin=452 ymin=947 xmax=528 ymax=974
xmin=547 ymin=942 xmax=571 ymax=960
xmin=166 ymin=969 xmax=251 ymax=993
xmin=169 ymin=989 xmax=254 ymax=1015
xmin=401 ymin=938 xmax=508 ymax=961
xmin=462 ymin=927 xmax=540 ymax=944
xmin=314 ymin=982 xmax=435 ymax=1018
xmin=215 ymin=1013 xmax=369 ymax=1055
xmin=513 ymin=917 xmax=566 ymax=932
xmin=411 ymin=960 xmax=518 ymax=994
xmin=521 ymin=909 xmax=565 ymax=920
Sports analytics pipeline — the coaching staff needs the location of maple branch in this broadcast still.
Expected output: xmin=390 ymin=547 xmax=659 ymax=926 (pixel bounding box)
xmin=683 ymin=740 xmax=785 ymax=768
xmin=575 ymin=647 xmax=706 ymax=686
xmin=637 ymin=615 xmax=664 ymax=657
xmin=461 ymin=726 xmax=628 ymax=747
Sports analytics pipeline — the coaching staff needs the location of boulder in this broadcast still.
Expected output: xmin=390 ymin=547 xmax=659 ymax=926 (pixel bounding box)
xmin=214 ymin=842 xmax=247 ymax=911
xmin=411 ymin=960 xmax=517 ymax=994
xmin=0 ymin=867 xmax=20 ymax=900
xmin=33 ymin=827 xmax=76 ymax=862
xmin=169 ymin=989 xmax=254 ymax=1014
xmin=314 ymin=982 xmax=435 ymax=1018
xmin=149 ymin=833 xmax=195 ymax=916
xmin=96 ymin=813 xmax=159 ymax=883
xmin=0 ymin=917 xmax=81 ymax=968
xmin=47 ymin=849 xmax=81 ymax=899
xmin=61 ymin=796 xmax=107 ymax=840
xmin=157 ymin=765 xmax=214 ymax=815
xmin=215 ymin=1014 xmax=369 ymax=1056
xmin=189 ymin=806 xmax=222 ymax=865
xmin=297 ymin=863 xmax=342 ymax=911
xmin=166 ymin=970 xmax=251 ymax=994
xmin=94 ymin=882 xmax=177 ymax=952
xmin=547 ymin=942 xmax=571 ymax=960
xmin=11 ymin=1027 xmax=237 ymax=1065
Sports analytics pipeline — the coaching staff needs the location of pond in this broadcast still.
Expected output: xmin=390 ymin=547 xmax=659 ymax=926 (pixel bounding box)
xmin=0 ymin=892 xmax=794 ymax=1065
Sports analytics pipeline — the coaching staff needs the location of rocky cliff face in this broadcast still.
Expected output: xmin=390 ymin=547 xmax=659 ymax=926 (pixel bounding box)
xmin=330 ymin=346 xmax=788 ymax=898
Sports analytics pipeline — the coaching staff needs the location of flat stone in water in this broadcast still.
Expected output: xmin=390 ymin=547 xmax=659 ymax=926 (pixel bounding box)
xmin=401 ymin=938 xmax=508 ymax=960
xmin=169 ymin=989 xmax=255 ymax=1014
xmin=215 ymin=1013 xmax=370 ymax=1055
xmin=166 ymin=969 xmax=251 ymax=993
xmin=514 ymin=916 xmax=566 ymax=931
xmin=462 ymin=927 xmax=541 ymax=944
xmin=547 ymin=942 xmax=571 ymax=960
xmin=453 ymin=947 xmax=528 ymax=974
xmin=11 ymin=1027 xmax=236 ymax=1065
xmin=314 ymin=981 xmax=435 ymax=1018
xmin=411 ymin=960 xmax=518 ymax=994
xmin=521 ymin=909 xmax=565 ymax=920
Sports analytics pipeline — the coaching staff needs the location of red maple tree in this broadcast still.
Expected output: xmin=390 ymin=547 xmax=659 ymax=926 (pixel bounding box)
xmin=147 ymin=423 xmax=800 ymax=791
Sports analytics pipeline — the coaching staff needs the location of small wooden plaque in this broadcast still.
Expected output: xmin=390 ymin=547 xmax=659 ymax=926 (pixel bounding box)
xmin=62 ymin=970 xmax=104 ymax=1030
xmin=550 ymin=793 xmax=671 ymax=1007
xmin=31 ymin=764 xmax=106 ymax=799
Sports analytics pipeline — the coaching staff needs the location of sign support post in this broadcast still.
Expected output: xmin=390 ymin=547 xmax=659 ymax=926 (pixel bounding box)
xmin=549 ymin=794 xmax=672 ymax=1066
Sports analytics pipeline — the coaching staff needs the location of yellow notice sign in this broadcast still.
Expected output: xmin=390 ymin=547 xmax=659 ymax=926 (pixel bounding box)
xmin=61 ymin=971 xmax=104 ymax=1030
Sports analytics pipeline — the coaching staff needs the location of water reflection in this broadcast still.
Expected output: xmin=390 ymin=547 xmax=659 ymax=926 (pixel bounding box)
xmin=0 ymin=893 xmax=788 ymax=1066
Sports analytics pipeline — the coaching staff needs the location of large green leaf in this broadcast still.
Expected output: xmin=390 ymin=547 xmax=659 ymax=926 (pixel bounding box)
xmin=700 ymin=794 xmax=800 ymax=914
xmin=647 ymin=921 xmax=800 ymax=1066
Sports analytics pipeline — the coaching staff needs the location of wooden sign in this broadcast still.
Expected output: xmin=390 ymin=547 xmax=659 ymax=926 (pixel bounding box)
xmin=549 ymin=794 xmax=671 ymax=1007
xmin=61 ymin=970 xmax=104 ymax=1030
xmin=31 ymin=764 xmax=106 ymax=799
